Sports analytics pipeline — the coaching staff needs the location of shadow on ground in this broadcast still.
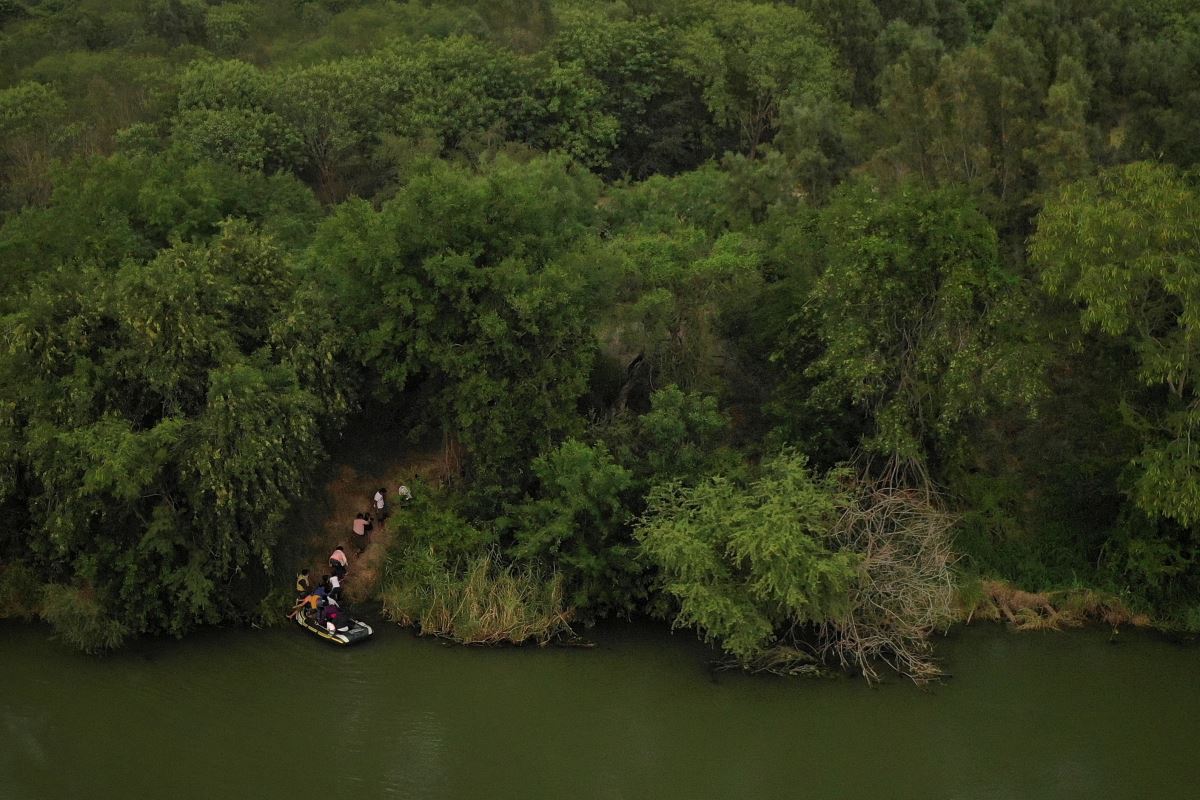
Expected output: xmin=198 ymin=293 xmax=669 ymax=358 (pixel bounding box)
xmin=285 ymin=400 xmax=456 ymax=604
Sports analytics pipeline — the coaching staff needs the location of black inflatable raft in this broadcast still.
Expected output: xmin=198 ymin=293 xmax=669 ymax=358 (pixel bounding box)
xmin=294 ymin=606 xmax=374 ymax=645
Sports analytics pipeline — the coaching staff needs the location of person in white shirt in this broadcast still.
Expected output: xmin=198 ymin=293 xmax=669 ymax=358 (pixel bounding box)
xmin=373 ymin=487 xmax=387 ymax=521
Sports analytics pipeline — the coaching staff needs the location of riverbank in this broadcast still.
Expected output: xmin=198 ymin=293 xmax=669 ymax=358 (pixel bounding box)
xmin=289 ymin=433 xmax=1168 ymax=676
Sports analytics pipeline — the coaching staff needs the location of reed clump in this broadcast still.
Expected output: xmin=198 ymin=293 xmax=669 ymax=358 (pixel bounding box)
xmin=381 ymin=549 xmax=575 ymax=646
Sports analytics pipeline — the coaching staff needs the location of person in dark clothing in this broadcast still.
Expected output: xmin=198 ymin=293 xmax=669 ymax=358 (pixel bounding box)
xmin=324 ymin=603 xmax=349 ymax=632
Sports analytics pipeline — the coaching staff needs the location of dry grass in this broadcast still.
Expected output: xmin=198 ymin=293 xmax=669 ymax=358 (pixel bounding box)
xmin=966 ymin=580 xmax=1149 ymax=631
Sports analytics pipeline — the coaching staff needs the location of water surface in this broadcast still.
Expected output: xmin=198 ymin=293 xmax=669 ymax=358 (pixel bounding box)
xmin=4 ymin=620 xmax=1197 ymax=799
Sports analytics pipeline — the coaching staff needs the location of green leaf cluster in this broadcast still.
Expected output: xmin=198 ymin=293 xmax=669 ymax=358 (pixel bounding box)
xmin=636 ymin=451 xmax=857 ymax=660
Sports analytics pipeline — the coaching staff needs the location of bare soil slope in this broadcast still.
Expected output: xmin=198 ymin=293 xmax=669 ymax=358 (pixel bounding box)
xmin=293 ymin=404 xmax=458 ymax=603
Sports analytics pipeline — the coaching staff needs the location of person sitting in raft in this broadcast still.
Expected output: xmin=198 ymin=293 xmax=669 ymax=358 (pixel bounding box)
xmin=289 ymin=586 xmax=321 ymax=619
xmin=324 ymin=603 xmax=350 ymax=633
xmin=317 ymin=595 xmax=336 ymax=626
xmin=309 ymin=576 xmax=330 ymax=610
xmin=287 ymin=575 xmax=332 ymax=620
xmin=329 ymin=546 xmax=348 ymax=579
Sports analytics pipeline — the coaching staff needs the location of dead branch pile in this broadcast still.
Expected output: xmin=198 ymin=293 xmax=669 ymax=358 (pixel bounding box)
xmin=816 ymin=477 xmax=959 ymax=684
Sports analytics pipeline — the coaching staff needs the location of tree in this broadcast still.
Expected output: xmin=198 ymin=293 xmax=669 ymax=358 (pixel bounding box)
xmin=1032 ymin=163 xmax=1200 ymax=529
xmin=1122 ymin=11 xmax=1200 ymax=168
xmin=533 ymin=60 xmax=620 ymax=168
xmin=601 ymin=227 xmax=762 ymax=395
xmin=773 ymin=93 xmax=867 ymax=203
xmin=175 ymin=59 xmax=271 ymax=112
xmin=0 ymin=148 xmax=320 ymax=305
xmin=0 ymin=222 xmax=342 ymax=648
xmin=875 ymin=22 xmax=946 ymax=183
xmin=636 ymin=451 xmax=857 ymax=661
xmin=544 ymin=10 xmax=705 ymax=176
xmin=1027 ymin=55 xmax=1092 ymax=196
xmin=170 ymin=59 xmax=301 ymax=173
xmin=795 ymin=0 xmax=884 ymax=106
xmin=874 ymin=10 xmax=1062 ymax=219
xmin=310 ymin=155 xmax=601 ymax=498
xmin=204 ymin=3 xmax=252 ymax=55
xmin=0 ymin=81 xmax=67 ymax=209
xmin=507 ymin=439 xmax=639 ymax=613
xmin=380 ymin=36 xmax=538 ymax=155
xmin=142 ymin=0 xmax=208 ymax=46
xmin=635 ymin=386 xmax=729 ymax=481
xmin=804 ymin=181 xmax=1044 ymax=468
xmin=268 ymin=58 xmax=384 ymax=200
xmin=675 ymin=1 xmax=840 ymax=157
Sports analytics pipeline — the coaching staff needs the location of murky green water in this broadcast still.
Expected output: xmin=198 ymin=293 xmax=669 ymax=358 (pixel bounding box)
xmin=4 ymin=619 xmax=1198 ymax=799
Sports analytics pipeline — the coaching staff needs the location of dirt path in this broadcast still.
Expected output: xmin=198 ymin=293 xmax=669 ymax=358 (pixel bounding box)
xmin=296 ymin=411 xmax=459 ymax=604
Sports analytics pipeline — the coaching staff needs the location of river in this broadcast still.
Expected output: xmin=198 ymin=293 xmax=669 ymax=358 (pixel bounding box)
xmin=4 ymin=619 xmax=1197 ymax=799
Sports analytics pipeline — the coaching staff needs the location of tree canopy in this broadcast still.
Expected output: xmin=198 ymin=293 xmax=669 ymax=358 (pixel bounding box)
xmin=4 ymin=0 xmax=1200 ymax=661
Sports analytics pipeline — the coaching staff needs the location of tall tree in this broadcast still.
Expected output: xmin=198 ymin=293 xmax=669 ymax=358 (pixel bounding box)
xmin=1033 ymin=163 xmax=1200 ymax=529
xmin=675 ymin=1 xmax=839 ymax=157
xmin=1027 ymin=55 xmax=1092 ymax=196
xmin=0 ymin=222 xmax=342 ymax=649
xmin=804 ymin=181 xmax=1043 ymax=468
xmin=310 ymin=155 xmax=601 ymax=498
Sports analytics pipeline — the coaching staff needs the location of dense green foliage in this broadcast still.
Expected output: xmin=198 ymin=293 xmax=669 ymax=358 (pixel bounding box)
xmin=637 ymin=453 xmax=857 ymax=660
xmin=3 ymin=0 xmax=1200 ymax=662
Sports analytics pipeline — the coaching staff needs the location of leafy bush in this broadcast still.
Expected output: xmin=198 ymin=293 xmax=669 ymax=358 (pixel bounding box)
xmin=506 ymin=438 xmax=640 ymax=614
xmin=636 ymin=451 xmax=858 ymax=661
xmin=638 ymin=451 xmax=959 ymax=682
xmin=40 ymin=584 xmax=127 ymax=654
xmin=0 ymin=563 xmax=43 ymax=619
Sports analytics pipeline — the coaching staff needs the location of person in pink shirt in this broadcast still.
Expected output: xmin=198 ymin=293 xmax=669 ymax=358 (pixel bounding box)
xmin=352 ymin=512 xmax=370 ymax=553
xmin=329 ymin=545 xmax=348 ymax=579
